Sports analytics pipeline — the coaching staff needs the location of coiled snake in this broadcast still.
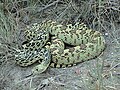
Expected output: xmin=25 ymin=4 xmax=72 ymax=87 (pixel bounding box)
xmin=15 ymin=20 xmax=105 ymax=74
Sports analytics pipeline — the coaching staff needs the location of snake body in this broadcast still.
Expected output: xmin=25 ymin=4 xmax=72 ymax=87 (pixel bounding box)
xmin=15 ymin=20 xmax=105 ymax=74
xmin=15 ymin=23 xmax=51 ymax=73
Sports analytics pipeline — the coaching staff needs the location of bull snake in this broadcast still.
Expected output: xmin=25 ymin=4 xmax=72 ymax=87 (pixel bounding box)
xmin=15 ymin=20 xmax=105 ymax=74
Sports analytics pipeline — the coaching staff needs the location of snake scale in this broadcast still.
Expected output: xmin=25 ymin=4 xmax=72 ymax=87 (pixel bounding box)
xmin=15 ymin=20 xmax=105 ymax=74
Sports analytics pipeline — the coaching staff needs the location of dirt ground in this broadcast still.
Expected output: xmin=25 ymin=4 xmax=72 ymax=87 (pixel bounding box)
xmin=0 ymin=0 xmax=120 ymax=90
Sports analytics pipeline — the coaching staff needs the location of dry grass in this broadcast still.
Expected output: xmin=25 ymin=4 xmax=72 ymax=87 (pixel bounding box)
xmin=0 ymin=0 xmax=120 ymax=90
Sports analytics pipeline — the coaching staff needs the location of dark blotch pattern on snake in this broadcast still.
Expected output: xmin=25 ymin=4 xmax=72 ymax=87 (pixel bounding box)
xmin=15 ymin=20 xmax=105 ymax=74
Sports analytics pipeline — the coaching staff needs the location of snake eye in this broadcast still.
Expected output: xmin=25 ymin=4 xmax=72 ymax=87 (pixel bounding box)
xmin=36 ymin=68 xmax=39 ymax=71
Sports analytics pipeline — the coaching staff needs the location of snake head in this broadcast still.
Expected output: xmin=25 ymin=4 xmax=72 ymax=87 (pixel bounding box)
xmin=32 ymin=61 xmax=50 ymax=74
